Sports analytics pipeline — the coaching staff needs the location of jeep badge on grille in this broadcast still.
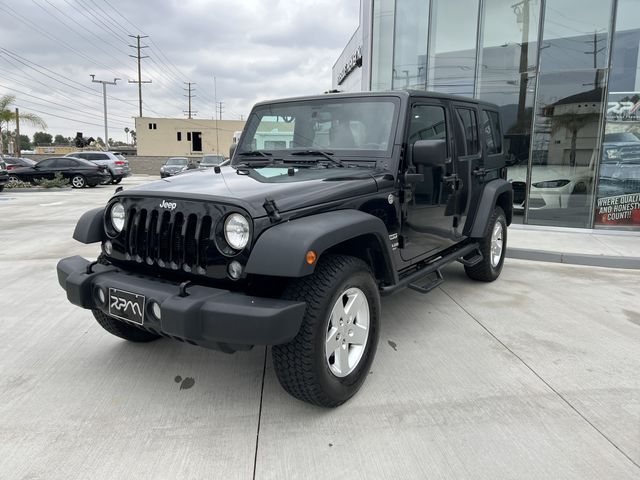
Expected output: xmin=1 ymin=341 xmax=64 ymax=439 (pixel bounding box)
xmin=159 ymin=200 xmax=177 ymax=210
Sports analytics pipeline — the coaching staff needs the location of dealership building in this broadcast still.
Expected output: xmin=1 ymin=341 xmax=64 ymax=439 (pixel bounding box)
xmin=333 ymin=0 xmax=640 ymax=231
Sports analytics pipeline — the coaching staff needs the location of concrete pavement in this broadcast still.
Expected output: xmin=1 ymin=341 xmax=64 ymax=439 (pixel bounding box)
xmin=1 ymin=178 xmax=638 ymax=479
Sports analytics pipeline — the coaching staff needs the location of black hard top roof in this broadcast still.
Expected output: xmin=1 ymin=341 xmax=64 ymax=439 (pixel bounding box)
xmin=253 ymin=89 xmax=498 ymax=109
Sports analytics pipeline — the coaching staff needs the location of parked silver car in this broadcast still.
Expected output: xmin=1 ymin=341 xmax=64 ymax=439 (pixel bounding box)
xmin=65 ymin=151 xmax=131 ymax=184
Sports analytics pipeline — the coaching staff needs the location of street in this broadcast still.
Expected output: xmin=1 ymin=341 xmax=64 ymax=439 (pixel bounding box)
xmin=0 ymin=178 xmax=638 ymax=479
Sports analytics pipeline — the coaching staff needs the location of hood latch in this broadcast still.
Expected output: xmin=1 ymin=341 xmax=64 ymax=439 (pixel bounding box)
xmin=263 ymin=197 xmax=282 ymax=223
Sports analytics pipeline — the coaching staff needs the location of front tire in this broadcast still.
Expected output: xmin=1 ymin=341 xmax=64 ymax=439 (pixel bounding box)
xmin=112 ymin=176 xmax=122 ymax=185
xmin=272 ymin=255 xmax=380 ymax=407
xmin=92 ymin=310 xmax=161 ymax=342
xmin=71 ymin=175 xmax=86 ymax=188
xmin=465 ymin=206 xmax=507 ymax=282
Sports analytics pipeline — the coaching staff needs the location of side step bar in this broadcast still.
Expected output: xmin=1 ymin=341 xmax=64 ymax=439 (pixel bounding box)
xmin=380 ymin=243 xmax=481 ymax=296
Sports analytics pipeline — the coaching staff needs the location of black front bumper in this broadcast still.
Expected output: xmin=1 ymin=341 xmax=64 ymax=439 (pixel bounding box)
xmin=57 ymin=256 xmax=306 ymax=352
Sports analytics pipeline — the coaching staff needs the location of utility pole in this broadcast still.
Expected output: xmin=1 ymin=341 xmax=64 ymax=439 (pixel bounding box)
xmin=214 ymin=75 xmax=219 ymax=153
xmin=91 ymin=75 xmax=120 ymax=150
xmin=183 ymin=82 xmax=196 ymax=119
xmin=217 ymin=101 xmax=224 ymax=120
xmin=584 ymin=30 xmax=606 ymax=86
xmin=15 ymin=108 xmax=20 ymax=158
xmin=128 ymin=35 xmax=152 ymax=117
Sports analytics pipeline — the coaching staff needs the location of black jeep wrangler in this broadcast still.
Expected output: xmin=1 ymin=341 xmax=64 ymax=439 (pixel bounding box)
xmin=57 ymin=91 xmax=512 ymax=407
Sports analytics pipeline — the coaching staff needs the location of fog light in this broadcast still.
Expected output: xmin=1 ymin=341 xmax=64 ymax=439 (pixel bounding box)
xmin=104 ymin=240 xmax=113 ymax=255
xmin=96 ymin=287 xmax=106 ymax=304
xmin=151 ymin=301 xmax=162 ymax=320
xmin=228 ymin=261 xmax=243 ymax=280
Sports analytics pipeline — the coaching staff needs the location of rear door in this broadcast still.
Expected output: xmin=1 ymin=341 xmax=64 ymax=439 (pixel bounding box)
xmin=451 ymin=103 xmax=484 ymax=231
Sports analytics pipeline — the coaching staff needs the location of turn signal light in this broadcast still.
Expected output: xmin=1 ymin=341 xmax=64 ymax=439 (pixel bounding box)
xmin=306 ymin=250 xmax=317 ymax=265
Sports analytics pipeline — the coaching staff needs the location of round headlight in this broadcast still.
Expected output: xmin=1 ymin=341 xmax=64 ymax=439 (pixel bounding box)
xmin=110 ymin=202 xmax=126 ymax=232
xmin=224 ymin=213 xmax=250 ymax=250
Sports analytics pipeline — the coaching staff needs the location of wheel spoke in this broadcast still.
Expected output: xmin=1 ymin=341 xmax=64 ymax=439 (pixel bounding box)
xmin=344 ymin=291 xmax=366 ymax=320
xmin=335 ymin=345 xmax=350 ymax=374
xmin=349 ymin=323 xmax=368 ymax=345
xmin=325 ymin=327 xmax=341 ymax=360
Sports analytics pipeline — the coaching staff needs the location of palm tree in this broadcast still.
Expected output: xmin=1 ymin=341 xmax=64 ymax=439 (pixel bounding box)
xmin=551 ymin=112 xmax=600 ymax=167
xmin=0 ymin=94 xmax=47 ymax=155
xmin=124 ymin=127 xmax=130 ymax=145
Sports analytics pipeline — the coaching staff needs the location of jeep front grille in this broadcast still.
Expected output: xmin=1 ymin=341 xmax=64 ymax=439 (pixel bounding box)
xmin=123 ymin=207 xmax=214 ymax=275
xmin=512 ymin=181 xmax=526 ymax=204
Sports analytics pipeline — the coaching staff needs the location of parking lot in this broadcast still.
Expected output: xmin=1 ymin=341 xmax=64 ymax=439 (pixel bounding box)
xmin=1 ymin=177 xmax=639 ymax=479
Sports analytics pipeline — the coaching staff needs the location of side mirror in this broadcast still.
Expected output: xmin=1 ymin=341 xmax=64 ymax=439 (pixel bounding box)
xmin=229 ymin=143 xmax=237 ymax=159
xmin=412 ymin=139 xmax=447 ymax=167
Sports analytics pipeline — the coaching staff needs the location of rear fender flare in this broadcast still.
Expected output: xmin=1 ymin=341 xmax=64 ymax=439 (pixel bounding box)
xmin=469 ymin=179 xmax=513 ymax=238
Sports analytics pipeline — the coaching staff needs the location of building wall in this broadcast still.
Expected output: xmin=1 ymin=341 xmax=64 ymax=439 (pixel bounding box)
xmin=135 ymin=118 xmax=246 ymax=157
xmin=337 ymin=0 xmax=640 ymax=231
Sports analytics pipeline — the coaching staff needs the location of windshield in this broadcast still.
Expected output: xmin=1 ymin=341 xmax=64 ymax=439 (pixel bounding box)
xmin=202 ymin=155 xmax=224 ymax=165
xmin=166 ymin=158 xmax=187 ymax=166
xmin=236 ymin=97 xmax=400 ymax=161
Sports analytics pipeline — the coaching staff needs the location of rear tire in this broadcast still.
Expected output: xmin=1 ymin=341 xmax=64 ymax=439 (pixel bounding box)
xmin=71 ymin=175 xmax=86 ymax=188
xmin=465 ymin=206 xmax=507 ymax=282
xmin=272 ymin=255 xmax=380 ymax=407
xmin=92 ymin=310 xmax=161 ymax=342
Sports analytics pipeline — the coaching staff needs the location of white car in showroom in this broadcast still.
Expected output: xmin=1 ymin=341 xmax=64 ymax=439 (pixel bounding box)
xmin=508 ymin=163 xmax=594 ymax=211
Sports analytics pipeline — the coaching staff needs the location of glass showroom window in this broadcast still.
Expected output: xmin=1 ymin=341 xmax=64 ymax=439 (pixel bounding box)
xmin=527 ymin=0 xmax=613 ymax=228
xmin=427 ymin=0 xmax=480 ymax=97
xmin=476 ymin=0 xmax=542 ymax=223
xmin=392 ymin=0 xmax=430 ymax=90
xmin=371 ymin=0 xmax=395 ymax=91
xmin=594 ymin=0 xmax=640 ymax=230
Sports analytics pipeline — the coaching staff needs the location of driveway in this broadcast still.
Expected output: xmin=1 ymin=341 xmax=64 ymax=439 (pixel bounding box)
xmin=1 ymin=178 xmax=638 ymax=479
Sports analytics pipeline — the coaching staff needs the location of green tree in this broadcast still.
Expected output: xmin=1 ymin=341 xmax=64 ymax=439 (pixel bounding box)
xmin=33 ymin=131 xmax=53 ymax=145
xmin=19 ymin=134 xmax=31 ymax=150
xmin=95 ymin=137 xmax=105 ymax=147
xmin=0 ymin=94 xmax=47 ymax=154
xmin=54 ymin=134 xmax=67 ymax=145
xmin=130 ymin=129 xmax=136 ymax=146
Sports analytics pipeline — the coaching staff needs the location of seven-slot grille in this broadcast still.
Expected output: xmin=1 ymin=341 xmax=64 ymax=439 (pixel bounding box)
xmin=512 ymin=181 xmax=526 ymax=204
xmin=125 ymin=208 xmax=213 ymax=274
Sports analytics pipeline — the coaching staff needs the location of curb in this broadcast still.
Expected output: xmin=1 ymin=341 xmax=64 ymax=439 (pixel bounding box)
xmin=506 ymin=248 xmax=640 ymax=270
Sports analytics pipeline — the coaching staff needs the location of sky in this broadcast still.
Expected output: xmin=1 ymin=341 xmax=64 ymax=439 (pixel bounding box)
xmin=0 ymin=0 xmax=360 ymax=142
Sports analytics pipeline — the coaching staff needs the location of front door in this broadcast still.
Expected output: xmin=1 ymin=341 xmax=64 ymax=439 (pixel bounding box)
xmin=401 ymin=102 xmax=460 ymax=261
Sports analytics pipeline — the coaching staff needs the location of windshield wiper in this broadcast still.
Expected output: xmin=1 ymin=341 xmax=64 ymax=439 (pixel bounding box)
xmin=237 ymin=150 xmax=273 ymax=159
xmin=290 ymin=150 xmax=345 ymax=167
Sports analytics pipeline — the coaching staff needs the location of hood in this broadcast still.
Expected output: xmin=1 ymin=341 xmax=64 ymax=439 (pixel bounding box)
xmin=121 ymin=165 xmax=380 ymax=218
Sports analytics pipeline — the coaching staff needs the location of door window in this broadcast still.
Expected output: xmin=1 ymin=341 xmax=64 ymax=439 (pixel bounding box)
xmin=455 ymin=108 xmax=479 ymax=155
xmin=37 ymin=159 xmax=56 ymax=168
xmin=481 ymin=110 xmax=502 ymax=155
xmin=408 ymin=105 xmax=447 ymax=145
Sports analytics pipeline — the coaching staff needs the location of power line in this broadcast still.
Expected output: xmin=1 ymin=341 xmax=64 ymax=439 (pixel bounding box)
xmin=36 ymin=0 xmax=130 ymax=57
xmin=0 ymin=48 xmax=137 ymax=106
xmin=0 ymin=2 xmax=126 ymax=79
xmin=0 ymin=82 xmax=132 ymax=126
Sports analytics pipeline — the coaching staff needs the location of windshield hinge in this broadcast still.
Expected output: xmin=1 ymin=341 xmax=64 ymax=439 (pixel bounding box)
xmin=263 ymin=197 xmax=281 ymax=223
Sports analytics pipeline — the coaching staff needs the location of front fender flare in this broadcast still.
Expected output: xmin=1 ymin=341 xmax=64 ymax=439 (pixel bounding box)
xmin=73 ymin=207 xmax=105 ymax=244
xmin=245 ymin=209 xmax=395 ymax=279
